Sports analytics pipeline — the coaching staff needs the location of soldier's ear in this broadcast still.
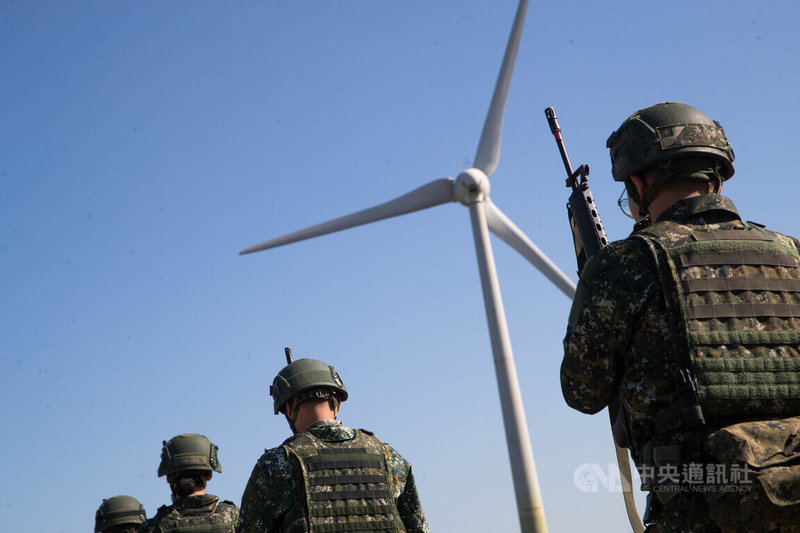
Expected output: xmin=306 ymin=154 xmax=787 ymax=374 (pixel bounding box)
xmin=629 ymin=174 xmax=647 ymax=199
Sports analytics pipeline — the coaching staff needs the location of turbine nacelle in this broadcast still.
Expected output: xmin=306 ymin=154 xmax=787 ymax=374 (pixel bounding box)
xmin=455 ymin=167 xmax=490 ymax=205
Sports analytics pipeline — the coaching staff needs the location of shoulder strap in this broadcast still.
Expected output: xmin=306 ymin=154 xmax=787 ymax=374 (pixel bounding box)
xmin=629 ymin=232 xmax=706 ymax=435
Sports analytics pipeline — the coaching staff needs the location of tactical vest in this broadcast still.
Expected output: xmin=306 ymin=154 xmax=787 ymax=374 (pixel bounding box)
xmin=637 ymin=221 xmax=800 ymax=428
xmin=281 ymin=429 xmax=406 ymax=533
xmin=151 ymin=497 xmax=237 ymax=533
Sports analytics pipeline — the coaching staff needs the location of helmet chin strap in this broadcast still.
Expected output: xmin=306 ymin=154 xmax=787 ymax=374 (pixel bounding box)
xmin=625 ymin=178 xmax=652 ymax=231
xmin=285 ymin=399 xmax=300 ymax=434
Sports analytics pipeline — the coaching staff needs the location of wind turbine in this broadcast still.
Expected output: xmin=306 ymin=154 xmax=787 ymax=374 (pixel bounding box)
xmin=241 ymin=1 xmax=574 ymax=531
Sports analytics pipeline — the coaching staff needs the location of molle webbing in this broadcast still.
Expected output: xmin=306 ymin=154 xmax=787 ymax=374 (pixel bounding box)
xmin=311 ymin=504 xmax=398 ymax=517
xmin=158 ymin=502 xmax=232 ymax=533
xmin=681 ymin=250 xmax=798 ymax=268
xmin=311 ymin=523 xmax=403 ymax=533
xmin=694 ymin=356 xmax=800 ymax=399
xmin=685 ymin=277 xmax=800 ymax=293
xmin=309 ymin=475 xmax=387 ymax=486
xmin=310 ymin=489 xmax=393 ymax=501
xmin=650 ymin=224 xmax=800 ymax=420
xmin=305 ymin=448 xmax=384 ymax=471
xmin=687 ymin=302 xmax=800 ymax=319
xmin=285 ymin=430 xmax=405 ymax=533
xmin=161 ymin=526 xmax=231 ymax=533
xmin=667 ymin=233 xmax=800 ymax=331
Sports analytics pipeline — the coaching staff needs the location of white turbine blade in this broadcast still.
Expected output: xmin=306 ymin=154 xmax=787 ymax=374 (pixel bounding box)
xmin=484 ymin=200 xmax=576 ymax=299
xmin=473 ymin=0 xmax=529 ymax=177
xmin=240 ymin=178 xmax=455 ymax=255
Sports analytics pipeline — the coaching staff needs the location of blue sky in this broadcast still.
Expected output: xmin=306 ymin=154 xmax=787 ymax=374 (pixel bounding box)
xmin=2 ymin=1 xmax=799 ymax=531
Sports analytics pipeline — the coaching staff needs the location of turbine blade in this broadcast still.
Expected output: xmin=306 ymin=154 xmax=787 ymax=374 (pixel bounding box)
xmin=473 ymin=0 xmax=529 ymax=177
xmin=240 ymin=178 xmax=456 ymax=255
xmin=484 ymin=200 xmax=576 ymax=299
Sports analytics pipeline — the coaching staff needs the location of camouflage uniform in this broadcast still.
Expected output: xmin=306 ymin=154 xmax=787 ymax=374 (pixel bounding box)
xmin=562 ymin=194 xmax=800 ymax=532
xmin=236 ymin=419 xmax=429 ymax=533
xmin=138 ymin=494 xmax=239 ymax=533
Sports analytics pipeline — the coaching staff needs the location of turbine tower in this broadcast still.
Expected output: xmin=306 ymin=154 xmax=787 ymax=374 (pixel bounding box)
xmin=241 ymin=2 xmax=575 ymax=531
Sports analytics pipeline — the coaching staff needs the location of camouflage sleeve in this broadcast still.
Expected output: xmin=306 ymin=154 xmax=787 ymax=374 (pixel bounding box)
xmin=236 ymin=447 xmax=294 ymax=533
xmin=384 ymin=444 xmax=430 ymax=533
xmin=396 ymin=467 xmax=430 ymax=533
xmin=219 ymin=501 xmax=240 ymax=533
xmin=561 ymin=237 xmax=657 ymax=414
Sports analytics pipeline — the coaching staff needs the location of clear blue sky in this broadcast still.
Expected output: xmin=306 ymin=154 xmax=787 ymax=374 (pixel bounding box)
xmin=2 ymin=1 xmax=799 ymax=531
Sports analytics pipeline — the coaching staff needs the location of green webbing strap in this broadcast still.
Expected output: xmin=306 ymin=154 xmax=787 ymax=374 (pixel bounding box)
xmin=309 ymin=474 xmax=387 ymax=486
xmin=667 ymin=237 xmax=799 ymax=258
xmin=319 ymin=448 xmax=367 ymax=455
xmin=695 ymin=357 xmax=800 ymax=400
xmin=681 ymin=251 xmax=798 ymax=268
xmin=691 ymin=330 xmax=800 ymax=345
xmin=696 ymin=356 xmax=800 ymax=374
xmin=690 ymin=229 xmax=773 ymax=241
xmin=700 ymin=384 xmax=800 ymax=400
xmin=306 ymin=457 xmax=384 ymax=471
xmin=314 ymin=520 xmax=401 ymax=533
xmin=684 ymin=277 xmax=800 ymax=293
xmin=161 ymin=526 xmax=232 ymax=533
xmin=687 ymin=302 xmax=800 ymax=319
xmin=310 ymin=489 xmax=392 ymax=501
xmin=306 ymin=452 xmax=381 ymax=464
xmin=311 ymin=504 xmax=396 ymax=517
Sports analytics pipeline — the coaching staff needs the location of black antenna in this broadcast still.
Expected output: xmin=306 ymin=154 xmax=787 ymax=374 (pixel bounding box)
xmin=284 ymin=347 xmax=294 ymax=364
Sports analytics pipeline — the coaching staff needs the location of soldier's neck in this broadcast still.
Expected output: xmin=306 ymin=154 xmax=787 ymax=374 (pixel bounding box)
xmin=293 ymin=403 xmax=339 ymax=434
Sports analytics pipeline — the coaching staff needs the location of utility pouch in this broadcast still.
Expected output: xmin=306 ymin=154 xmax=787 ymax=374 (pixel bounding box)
xmin=650 ymin=445 xmax=684 ymax=505
xmin=642 ymin=492 xmax=660 ymax=526
xmin=703 ymin=416 xmax=800 ymax=531
xmin=641 ymin=433 xmax=703 ymax=503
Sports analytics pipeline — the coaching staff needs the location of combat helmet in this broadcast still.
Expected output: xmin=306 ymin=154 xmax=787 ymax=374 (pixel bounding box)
xmin=94 ymin=495 xmax=146 ymax=533
xmin=157 ymin=433 xmax=222 ymax=477
xmin=606 ymin=102 xmax=735 ymax=182
xmin=270 ymin=349 xmax=348 ymax=415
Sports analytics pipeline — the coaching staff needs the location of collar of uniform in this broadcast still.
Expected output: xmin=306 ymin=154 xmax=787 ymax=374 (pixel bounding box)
xmin=306 ymin=419 xmax=355 ymax=442
xmin=173 ymin=493 xmax=219 ymax=509
xmin=655 ymin=193 xmax=740 ymax=224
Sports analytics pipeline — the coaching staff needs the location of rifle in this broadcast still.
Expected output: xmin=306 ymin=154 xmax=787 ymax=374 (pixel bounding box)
xmin=545 ymin=106 xmax=644 ymax=533
xmin=544 ymin=107 xmax=607 ymax=275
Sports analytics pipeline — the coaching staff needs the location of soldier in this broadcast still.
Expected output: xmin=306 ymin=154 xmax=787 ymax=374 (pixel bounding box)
xmin=236 ymin=353 xmax=430 ymax=533
xmin=139 ymin=433 xmax=239 ymax=533
xmin=95 ymin=495 xmax=147 ymax=533
xmin=561 ymin=102 xmax=800 ymax=532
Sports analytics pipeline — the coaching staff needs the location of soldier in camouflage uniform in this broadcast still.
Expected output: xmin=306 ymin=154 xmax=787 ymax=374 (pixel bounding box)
xmin=138 ymin=433 xmax=239 ymax=533
xmin=95 ymin=495 xmax=147 ymax=533
xmin=561 ymin=102 xmax=800 ymax=532
xmin=236 ymin=354 xmax=430 ymax=533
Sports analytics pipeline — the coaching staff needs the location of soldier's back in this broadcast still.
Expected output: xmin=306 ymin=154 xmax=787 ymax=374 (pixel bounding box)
xmin=139 ymin=494 xmax=238 ymax=533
